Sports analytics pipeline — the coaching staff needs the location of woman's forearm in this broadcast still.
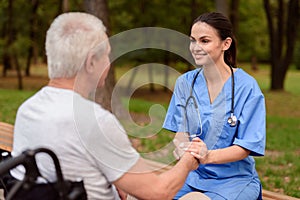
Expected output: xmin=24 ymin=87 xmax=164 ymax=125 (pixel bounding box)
xmin=203 ymin=145 xmax=250 ymax=164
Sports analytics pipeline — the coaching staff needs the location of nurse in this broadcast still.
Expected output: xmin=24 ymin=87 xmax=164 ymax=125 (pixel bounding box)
xmin=163 ymin=12 xmax=266 ymax=200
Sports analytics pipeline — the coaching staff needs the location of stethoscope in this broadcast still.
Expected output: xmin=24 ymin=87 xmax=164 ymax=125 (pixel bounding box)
xmin=186 ymin=65 xmax=237 ymax=131
xmin=226 ymin=65 xmax=237 ymax=127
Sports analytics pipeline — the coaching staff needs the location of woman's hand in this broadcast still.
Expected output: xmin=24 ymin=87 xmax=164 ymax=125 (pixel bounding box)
xmin=186 ymin=137 xmax=209 ymax=164
xmin=185 ymin=137 xmax=208 ymax=164
xmin=188 ymin=142 xmax=251 ymax=165
xmin=173 ymin=133 xmax=209 ymax=164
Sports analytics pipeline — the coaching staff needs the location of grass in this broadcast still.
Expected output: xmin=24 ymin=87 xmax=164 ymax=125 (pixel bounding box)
xmin=0 ymin=63 xmax=300 ymax=197
xmin=241 ymin=64 xmax=300 ymax=197
xmin=0 ymin=89 xmax=35 ymax=124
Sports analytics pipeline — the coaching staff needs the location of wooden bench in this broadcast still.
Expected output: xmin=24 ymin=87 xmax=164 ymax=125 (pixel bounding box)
xmin=262 ymin=190 xmax=300 ymax=200
xmin=0 ymin=122 xmax=14 ymax=152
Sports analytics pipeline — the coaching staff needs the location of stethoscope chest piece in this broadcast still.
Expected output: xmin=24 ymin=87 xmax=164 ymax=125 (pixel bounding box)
xmin=227 ymin=113 xmax=237 ymax=127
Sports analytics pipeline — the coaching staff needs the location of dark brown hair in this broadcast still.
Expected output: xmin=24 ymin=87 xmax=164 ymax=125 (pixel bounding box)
xmin=192 ymin=12 xmax=237 ymax=67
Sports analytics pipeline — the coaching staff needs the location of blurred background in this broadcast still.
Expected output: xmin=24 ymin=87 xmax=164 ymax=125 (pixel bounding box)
xmin=0 ymin=0 xmax=299 ymax=198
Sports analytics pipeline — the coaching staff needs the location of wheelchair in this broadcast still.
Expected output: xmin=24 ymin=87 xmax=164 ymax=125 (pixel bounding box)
xmin=0 ymin=148 xmax=87 ymax=200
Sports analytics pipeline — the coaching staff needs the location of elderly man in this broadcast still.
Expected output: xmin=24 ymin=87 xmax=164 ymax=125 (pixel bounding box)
xmin=10 ymin=12 xmax=203 ymax=200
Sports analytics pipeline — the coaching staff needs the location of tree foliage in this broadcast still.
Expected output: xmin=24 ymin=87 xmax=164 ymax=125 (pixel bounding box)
xmin=238 ymin=0 xmax=269 ymax=62
xmin=0 ymin=0 xmax=298 ymax=91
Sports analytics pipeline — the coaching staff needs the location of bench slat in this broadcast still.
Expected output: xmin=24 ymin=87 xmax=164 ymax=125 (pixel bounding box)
xmin=0 ymin=122 xmax=14 ymax=152
xmin=262 ymin=189 xmax=300 ymax=200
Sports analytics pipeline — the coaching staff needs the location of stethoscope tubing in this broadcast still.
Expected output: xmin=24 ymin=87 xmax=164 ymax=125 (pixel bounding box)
xmin=189 ymin=66 xmax=237 ymax=127
xmin=228 ymin=65 xmax=235 ymax=116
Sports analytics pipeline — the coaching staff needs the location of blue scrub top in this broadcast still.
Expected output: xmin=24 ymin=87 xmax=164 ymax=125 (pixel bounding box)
xmin=163 ymin=68 xmax=266 ymax=199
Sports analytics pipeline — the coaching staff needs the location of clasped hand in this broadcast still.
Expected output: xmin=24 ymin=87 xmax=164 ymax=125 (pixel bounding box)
xmin=173 ymin=133 xmax=208 ymax=163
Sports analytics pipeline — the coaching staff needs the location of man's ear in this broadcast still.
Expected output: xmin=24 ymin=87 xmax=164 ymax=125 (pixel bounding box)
xmin=222 ymin=37 xmax=232 ymax=51
xmin=85 ymin=53 xmax=95 ymax=73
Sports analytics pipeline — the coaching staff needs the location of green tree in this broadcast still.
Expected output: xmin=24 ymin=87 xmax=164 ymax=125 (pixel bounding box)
xmin=0 ymin=0 xmax=31 ymax=89
xmin=264 ymin=0 xmax=299 ymax=90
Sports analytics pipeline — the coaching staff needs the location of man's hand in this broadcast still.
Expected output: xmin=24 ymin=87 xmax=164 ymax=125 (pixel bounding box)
xmin=173 ymin=132 xmax=190 ymax=160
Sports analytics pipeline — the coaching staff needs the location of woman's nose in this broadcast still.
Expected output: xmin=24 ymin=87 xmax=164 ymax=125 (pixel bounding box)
xmin=190 ymin=42 xmax=203 ymax=51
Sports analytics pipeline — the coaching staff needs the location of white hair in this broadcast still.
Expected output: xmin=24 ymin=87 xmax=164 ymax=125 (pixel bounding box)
xmin=46 ymin=12 xmax=107 ymax=79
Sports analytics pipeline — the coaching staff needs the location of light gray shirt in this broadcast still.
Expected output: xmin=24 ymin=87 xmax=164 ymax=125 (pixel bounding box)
xmin=11 ymin=86 xmax=140 ymax=199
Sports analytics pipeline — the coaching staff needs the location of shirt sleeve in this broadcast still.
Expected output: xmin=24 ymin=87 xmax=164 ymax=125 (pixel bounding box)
xmin=163 ymin=76 xmax=190 ymax=133
xmin=95 ymin=113 xmax=140 ymax=182
xmin=233 ymin=84 xmax=266 ymax=156
xmin=76 ymin=103 xmax=140 ymax=183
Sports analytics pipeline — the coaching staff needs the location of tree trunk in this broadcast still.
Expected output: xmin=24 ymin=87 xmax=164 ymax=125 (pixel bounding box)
xmin=251 ymin=55 xmax=258 ymax=71
xmin=62 ymin=0 xmax=69 ymax=12
xmin=148 ymin=64 xmax=155 ymax=92
xmin=2 ymin=0 xmax=23 ymax=90
xmin=215 ymin=0 xmax=229 ymax=17
xmin=13 ymin=53 xmax=23 ymax=90
xmin=84 ymin=0 xmax=115 ymax=112
xmin=190 ymin=0 xmax=198 ymax=22
xmin=163 ymin=39 xmax=171 ymax=92
xmin=25 ymin=0 xmax=39 ymax=77
xmin=2 ymin=0 xmax=13 ymax=77
xmin=264 ymin=0 xmax=299 ymax=91
xmin=2 ymin=54 xmax=11 ymax=77
xmin=271 ymin=62 xmax=285 ymax=90
xmin=229 ymin=0 xmax=239 ymax=35
xmin=84 ymin=0 xmax=110 ymax=32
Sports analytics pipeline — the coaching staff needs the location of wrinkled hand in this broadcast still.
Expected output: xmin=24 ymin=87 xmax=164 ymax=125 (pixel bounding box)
xmin=173 ymin=132 xmax=190 ymax=160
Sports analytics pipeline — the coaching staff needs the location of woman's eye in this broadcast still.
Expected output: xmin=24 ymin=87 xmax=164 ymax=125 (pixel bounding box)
xmin=190 ymin=38 xmax=196 ymax=43
xmin=201 ymin=39 xmax=209 ymax=43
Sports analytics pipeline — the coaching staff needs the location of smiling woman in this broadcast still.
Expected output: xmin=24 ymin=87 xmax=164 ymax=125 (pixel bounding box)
xmin=163 ymin=12 xmax=266 ymax=200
